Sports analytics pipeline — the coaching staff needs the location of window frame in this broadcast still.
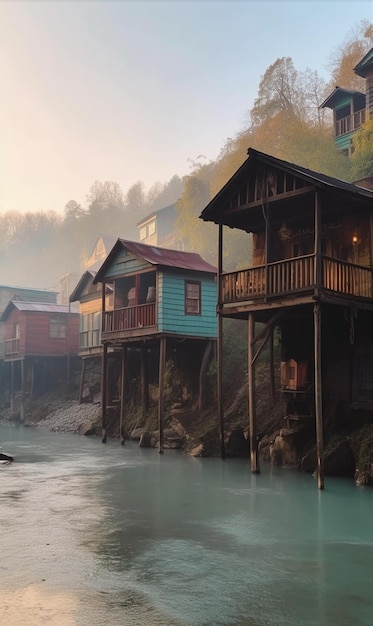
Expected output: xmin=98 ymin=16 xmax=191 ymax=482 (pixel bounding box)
xmin=185 ymin=280 xmax=201 ymax=316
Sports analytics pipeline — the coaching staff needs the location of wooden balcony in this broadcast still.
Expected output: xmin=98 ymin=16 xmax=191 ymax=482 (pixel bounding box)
xmin=335 ymin=109 xmax=366 ymax=137
xmin=102 ymin=302 xmax=156 ymax=334
xmin=221 ymin=255 xmax=373 ymax=304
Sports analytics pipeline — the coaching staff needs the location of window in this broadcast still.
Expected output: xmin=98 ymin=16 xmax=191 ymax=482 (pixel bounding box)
xmin=185 ymin=281 xmax=201 ymax=315
xmin=139 ymin=226 xmax=147 ymax=240
xmin=50 ymin=316 xmax=67 ymax=339
xmin=148 ymin=220 xmax=156 ymax=235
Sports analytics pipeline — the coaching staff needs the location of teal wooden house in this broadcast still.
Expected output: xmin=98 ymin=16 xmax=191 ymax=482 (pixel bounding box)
xmin=320 ymin=46 xmax=373 ymax=156
xmin=93 ymin=239 xmax=217 ymax=447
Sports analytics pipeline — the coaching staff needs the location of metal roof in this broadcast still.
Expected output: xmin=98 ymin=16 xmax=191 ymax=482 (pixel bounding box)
xmin=200 ymin=147 xmax=373 ymax=224
xmin=0 ymin=301 xmax=78 ymax=322
xmin=354 ymin=47 xmax=373 ymax=78
xmin=319 ymin=87 xmax=365 ymax=110
xmin=94 ymin=239 xmax=216 ymax=283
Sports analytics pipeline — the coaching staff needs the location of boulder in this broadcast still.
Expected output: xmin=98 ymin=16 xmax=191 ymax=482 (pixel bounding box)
xmin=270 ymin=428 xmax=299 ymax=467
xmin=226 ymin=429 xmax=249 ymax=458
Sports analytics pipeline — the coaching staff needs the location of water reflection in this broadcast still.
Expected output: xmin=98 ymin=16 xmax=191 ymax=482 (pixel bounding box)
xmin=1 ymin=424 xmax=373 ymax=626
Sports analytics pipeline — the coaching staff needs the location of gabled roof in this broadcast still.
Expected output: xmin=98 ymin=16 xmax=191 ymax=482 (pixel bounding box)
xmin=319 ymin=87 xmax=365 ymax=110
xmin=94 ymin=239 xmax=216 ymax=283
xmin=200 ymin=147 xmax=373 ymax=225
xmin=1 ymin=301 xmax=76 ymax=322
xmin=69 ymin=270 xmax=113 ymax=302
xmin=354 ymin=47 xmax=373 ymax=78
xmin=136 ymin=203 xmax=177 ymax=227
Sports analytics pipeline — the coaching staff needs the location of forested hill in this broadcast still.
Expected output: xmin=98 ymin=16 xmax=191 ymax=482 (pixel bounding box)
xmin=1 ymin=20 xmax=372 ymax=291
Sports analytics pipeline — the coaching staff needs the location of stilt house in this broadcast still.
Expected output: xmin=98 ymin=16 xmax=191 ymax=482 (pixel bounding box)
xmin=0 ymin=301 xmax=79 ymax=419
xmin=200 ymin=147 xmax=373 ymax=489
xmin=93 ymin=239 xmax=217 ymax=448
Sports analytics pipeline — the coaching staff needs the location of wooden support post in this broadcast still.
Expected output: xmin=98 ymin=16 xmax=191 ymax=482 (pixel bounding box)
xmin=270 ymin=329 xmax=276 ymax=402
xmin=120 ymin=347 xmax=126 ymax=445
xmin=140 ymin=344 xmax=149 ymax=416
xmin=158 ymin=337 xmax=166 ymax=454
xmin=78 ymin=359 xmax=87 ymax=405
xmin=248 ymin=313 xmax=259 ymax=473
xmin=101 ymin=343 xmax=108 ymax=443
xmin=199 ymin=340 xmax=212 ymax=411
xmin=217 ymin=222 xmax=225 ymax=459
xmin=314 ymin=302 xmax=324 ymax=489
xmin=10 ymin=361 xmax=14 ymax=411
xmin=20 ymin=358 xmax=25 ymax=423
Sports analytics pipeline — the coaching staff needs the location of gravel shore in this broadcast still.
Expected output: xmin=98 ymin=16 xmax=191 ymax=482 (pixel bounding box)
xmin=33 ymin=399 xmax=101 ymax=434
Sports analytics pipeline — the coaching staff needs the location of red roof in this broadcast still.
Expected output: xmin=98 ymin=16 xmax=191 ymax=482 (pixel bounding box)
xmin=94 ymin=239 xmax=216 ymax=283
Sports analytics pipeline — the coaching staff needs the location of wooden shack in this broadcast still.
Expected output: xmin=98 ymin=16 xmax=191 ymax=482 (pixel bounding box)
xmin=93 ymin=239 xmax=217 ymax=448
xmin=0 ymin=301 xmax=79 ymax=419
xmin=200 ymin=147 xmax=373 ymax=489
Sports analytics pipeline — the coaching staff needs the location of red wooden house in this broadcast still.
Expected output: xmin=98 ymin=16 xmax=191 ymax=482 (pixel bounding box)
xmin=1 ymin=301 xmax=79 ymax=419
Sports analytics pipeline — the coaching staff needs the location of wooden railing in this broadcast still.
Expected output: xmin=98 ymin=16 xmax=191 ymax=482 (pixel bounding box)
xmin=102 ymin=303 xmax=156 ymax=333
xmin=335 ymin=109 xmax=366 ymax=137
xmin=5 ymin=338 xmax=20 ymax=355
xmin=221 ymin=255 xmax=373 ymax=303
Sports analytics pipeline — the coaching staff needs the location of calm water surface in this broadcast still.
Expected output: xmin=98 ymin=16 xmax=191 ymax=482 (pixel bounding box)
xmin=0 ymin=423 xmax=372 ymax=626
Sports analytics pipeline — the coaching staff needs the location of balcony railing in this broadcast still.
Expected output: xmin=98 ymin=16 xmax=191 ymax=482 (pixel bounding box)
xmin=335 ymin=109 xmax=366 ymax=137
xmin=102 ymin=302 xmax=156 ymax=333
xmin=221 ymin=255 xmax=373 ymax=303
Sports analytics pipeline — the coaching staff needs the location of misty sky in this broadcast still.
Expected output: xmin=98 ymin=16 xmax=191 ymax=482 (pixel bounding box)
xmin=1 ymin=0 xmax=373 ymax=215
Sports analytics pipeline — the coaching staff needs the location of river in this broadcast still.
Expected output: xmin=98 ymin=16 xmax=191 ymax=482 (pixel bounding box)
xmin=0 ymin=423 xmax=372 ymax=626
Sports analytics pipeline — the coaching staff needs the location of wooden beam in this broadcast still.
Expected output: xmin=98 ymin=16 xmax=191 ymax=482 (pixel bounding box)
xmin=228 ymin=185 xmax=315 ymax=215
xmin=101 ymin=343 xmax=108 ymax=443
xmin=20 ymin=358 xmax=25 ymax=423
xmin=198 ymin=340 xmax=213 ymax=411
xmin=269 ymin=329 xmax=276 ymax=402
xmin=119 ymin=347 xmax=126 ymax=445
xmin=248 ymin=313 xmax=259 ymax=473
xmin=158 ymin=336 xmax=166 ymax=454
xmin=314 ymin=301 xmax=324 ymax=489
xmin=140 ymin=344 xmax=149 ymax=416
xmin=218 ymin=223 xmax=225 ymax=459
xmin=78 ymin=358 xmax=87 ymax=405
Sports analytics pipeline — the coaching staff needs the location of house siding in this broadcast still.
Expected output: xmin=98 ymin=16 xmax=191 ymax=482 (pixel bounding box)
xmin=102 ymin=249 xmax=151 ymax=280
xmin=158 ymin=271 xmax=217 ymax=338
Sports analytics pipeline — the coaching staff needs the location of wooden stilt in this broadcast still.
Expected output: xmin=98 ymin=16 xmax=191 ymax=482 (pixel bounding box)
xmin=140 ymin=345 xmax=149 ymax=416
xmin=158 ymin=336 xmax=166 ymax=454
xmin=198 ymin=340 xmax=212 ymax=411
xmin=248 ymin=313 xmax=259 ymax=473
xmin=101 ymin=343 xmax=108 ymax=443
xmin=270 ymin=329 xmax=276 ymax=402
xmin=78 ymin=358 xmax=86 ymax=405
xmin=20 ymin=358 xmax=25 ymax=423
xmin=120 ymin=346 xmax=126 ymax=445
xmin=217 ymin=223 xmax=225 ymax=459
xmin=29 ymin=360 xmax=35 ymax=402
xmin=10 ymin=361 xmax=14 ymax=411
xmin=314 ymin=302 xmax=324 ymax=489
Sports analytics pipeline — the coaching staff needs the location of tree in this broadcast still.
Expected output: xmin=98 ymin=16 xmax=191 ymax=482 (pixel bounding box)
xmin=350 ymin=118 xmax=373 ymax=180
xmin=64 ymin=200 xmax=85 ymax=223
xmin=327 ymin=20 xmax=373 ymax=92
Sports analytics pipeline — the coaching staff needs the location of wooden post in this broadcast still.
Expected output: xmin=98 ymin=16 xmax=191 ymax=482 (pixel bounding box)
xmin=78 ymin=358 xmax=87 ymax=405
xmin=140 ymin=344 xmax=149 ymax=416
xmin=20 ymin=358 xmax=25 ymax=423
xmin=158 ymin=337 xmax=166 ymax=454
xmin=101 ymin=343 xmax=108 ymax=443
xmin=270 ymin=328 xmax=276 ymax=402
xmin=314 ymin=191 xmax=322 ymax=294
xmin=198 ymin=340 xmax=212 ymax=411
xmin=119 ymin=347 xmax=126 ymax=445
xmin=10 ymin=360 xmax=14 ymax=411
xmin=217 ymin=222 xmax=225 ymax=459
xmin=248 ymin=313 xmax=259 ymax=473
xmin=314 ymin=302 xmax=324 ymax=489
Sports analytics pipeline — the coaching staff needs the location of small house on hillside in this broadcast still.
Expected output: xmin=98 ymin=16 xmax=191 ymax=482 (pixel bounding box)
xmin=93 ymin=239 xmax=217 ymax=447
xmin=200 ymin=147 xmax=373 ymax=489
xmin=320 ymin=46 xmax=373 ymax=156
xmin=0 ymin=301 xmax=79 ymax=419
xmin=137 ymin=204 xmax=185 ymax=250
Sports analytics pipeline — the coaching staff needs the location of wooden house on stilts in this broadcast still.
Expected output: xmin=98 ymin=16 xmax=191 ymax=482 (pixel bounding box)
xmin=200 ymin=147 xmax=373 ymax=489
xmin=93 ymin=239 xmax=217 ymax=450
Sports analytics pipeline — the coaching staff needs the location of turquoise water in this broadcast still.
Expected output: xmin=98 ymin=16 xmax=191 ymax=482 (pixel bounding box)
xmin=0 ymin=423 xmax=372 ymax=626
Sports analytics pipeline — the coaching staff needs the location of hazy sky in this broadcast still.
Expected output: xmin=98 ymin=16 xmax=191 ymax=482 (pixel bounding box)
xmin=1 ymin=0 xmax=372 ymax=214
